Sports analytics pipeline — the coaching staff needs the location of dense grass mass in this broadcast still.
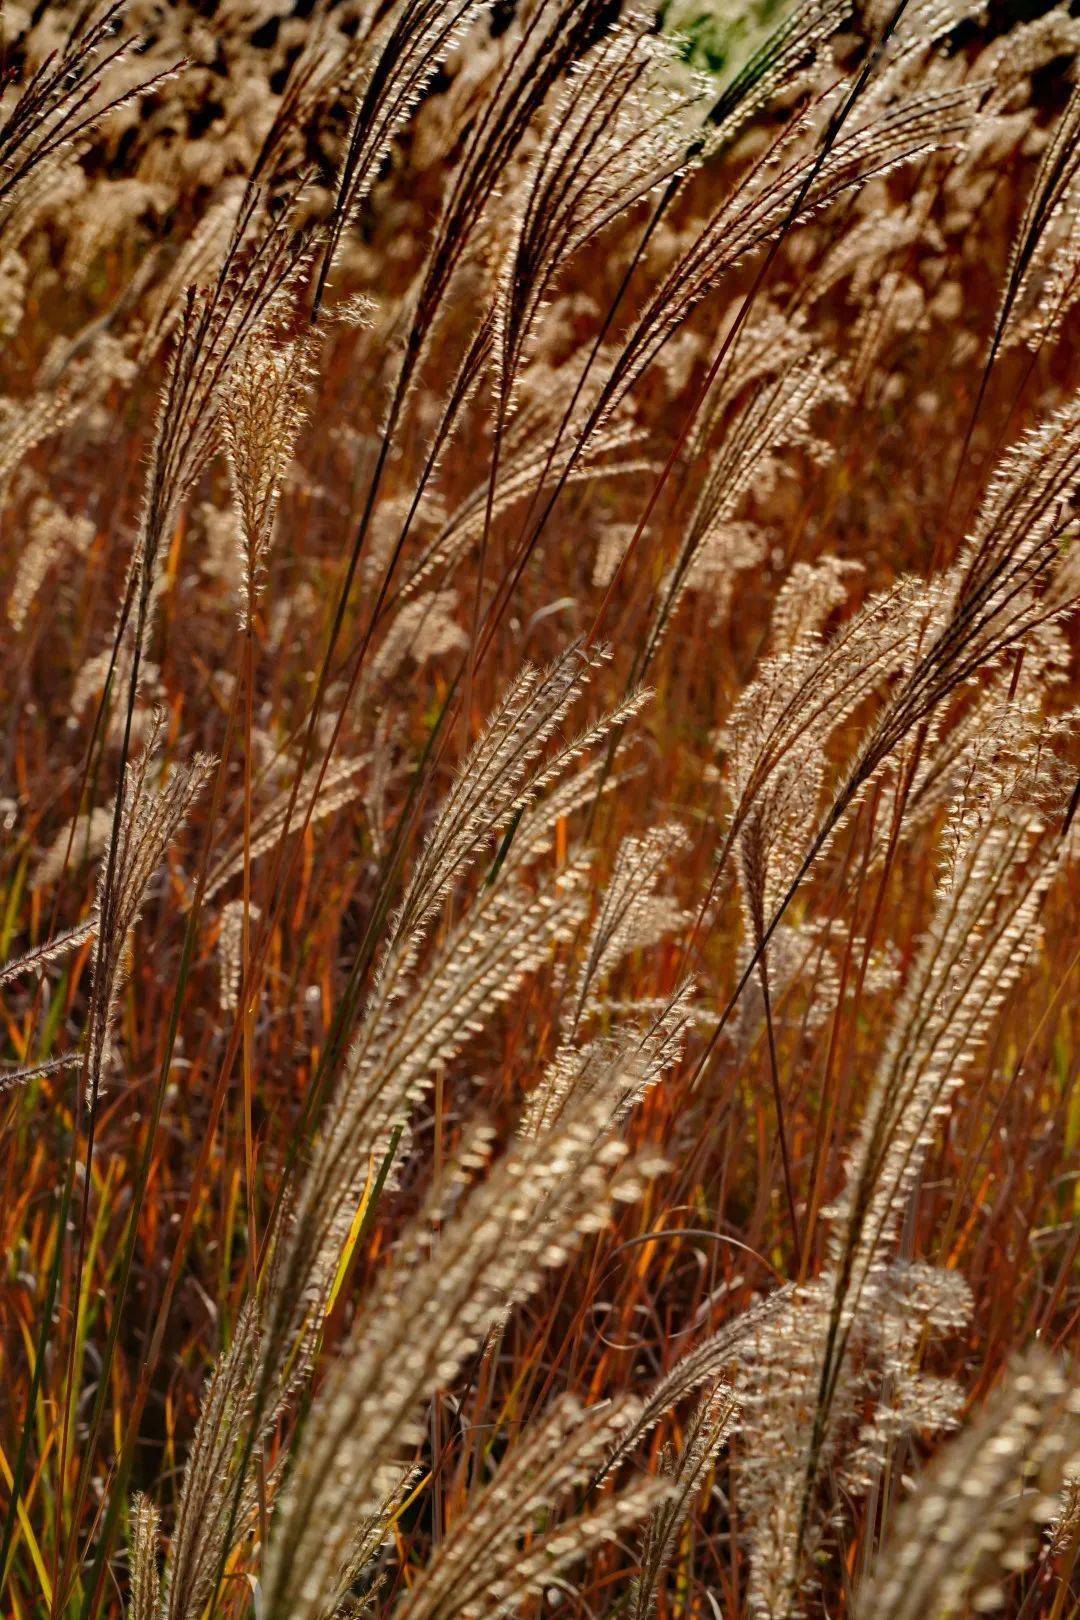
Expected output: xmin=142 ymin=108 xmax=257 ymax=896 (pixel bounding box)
xmin=0 ymin=0 xmax=1079 ymax=1615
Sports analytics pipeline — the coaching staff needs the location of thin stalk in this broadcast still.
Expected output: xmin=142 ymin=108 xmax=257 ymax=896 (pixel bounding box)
xmin=241 ymin=611 xmax=269 ymax=1558
xmin=52 ymin=553 xmax=155 ymax=1620
xmin=757 ymin=952 xmax=801 ymax=1257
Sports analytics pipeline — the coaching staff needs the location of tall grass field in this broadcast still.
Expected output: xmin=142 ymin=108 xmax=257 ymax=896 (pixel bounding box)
xmin=0 ymin=0 xmax=1079 ymax=1615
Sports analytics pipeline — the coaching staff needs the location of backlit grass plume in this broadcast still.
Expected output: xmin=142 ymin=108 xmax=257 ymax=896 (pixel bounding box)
xmin=0 ymin=1 xmax=1077 ymax=1617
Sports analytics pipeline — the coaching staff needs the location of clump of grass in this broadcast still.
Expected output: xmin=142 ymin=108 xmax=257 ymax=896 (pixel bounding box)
xmin=0 ymin=2 xmax=1079 ymax=1618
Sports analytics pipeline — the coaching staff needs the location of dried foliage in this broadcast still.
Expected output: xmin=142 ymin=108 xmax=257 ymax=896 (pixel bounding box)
xmin=0 ymin=2 xmax=1078 ymax=1618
